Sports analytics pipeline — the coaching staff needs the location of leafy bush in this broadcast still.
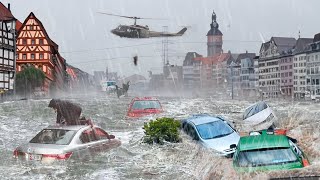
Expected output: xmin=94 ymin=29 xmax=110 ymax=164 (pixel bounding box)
xmin=143 ymin=117 xmax=181 ymax=145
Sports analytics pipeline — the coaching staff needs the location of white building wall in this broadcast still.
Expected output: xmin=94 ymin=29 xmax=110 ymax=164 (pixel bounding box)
xmin=293 ymin=53 xmax=307 ymax=99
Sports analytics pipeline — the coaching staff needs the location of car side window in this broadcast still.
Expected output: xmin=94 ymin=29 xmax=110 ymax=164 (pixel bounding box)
xmin=185 ymin=123 xmax=199 ymax=140
xmin=80 ymin=129 xmax=97 ymax=143
xmin=289 ymin=140 xmax=302 ymax=157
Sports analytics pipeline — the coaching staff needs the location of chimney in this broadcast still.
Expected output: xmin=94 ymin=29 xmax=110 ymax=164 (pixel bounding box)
xmin=7 ymin=3 xmax=11 ymax=12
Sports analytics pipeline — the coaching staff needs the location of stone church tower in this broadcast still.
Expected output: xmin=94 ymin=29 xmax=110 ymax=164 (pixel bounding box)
xmin=207 ymin=10 xmax=223 ymax=57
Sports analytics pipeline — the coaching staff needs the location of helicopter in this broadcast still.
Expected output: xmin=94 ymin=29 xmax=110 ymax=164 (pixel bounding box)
xmin=97 ymin=12 xmax=187 ymax=38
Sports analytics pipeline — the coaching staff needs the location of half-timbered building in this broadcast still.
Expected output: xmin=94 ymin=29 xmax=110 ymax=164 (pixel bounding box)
xmin=0 ymin=3 xmax=17 ymax=96
xmin=16 ymin=12 xmax=67 ymax=95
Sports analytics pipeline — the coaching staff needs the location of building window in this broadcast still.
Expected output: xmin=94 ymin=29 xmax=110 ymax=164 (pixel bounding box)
xmin=39 ymin=39 xmax=43 ymax=45
xmin=39 ymin=54 xmax=43 ymax=59
xmin=30 ymin=26 xmax=33 ymax=30
xmin=31 ymin=39 xmax=35 ymax=45
xmin=31 ymin=54 xmax=35 ymax=59
xmin=23 ymin=39 xmax=27 ymax=45
xmin=16 ymin=54 xmax=19 ymax=60
xmin=22 ymin=54 xmax=26 ymax=60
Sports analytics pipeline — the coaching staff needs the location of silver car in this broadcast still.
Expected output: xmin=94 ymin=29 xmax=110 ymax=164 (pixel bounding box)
xmin=13 ymin=124 xmax=121 ymax=162
xmin=181 ymin=114 xmax=240 ymax=157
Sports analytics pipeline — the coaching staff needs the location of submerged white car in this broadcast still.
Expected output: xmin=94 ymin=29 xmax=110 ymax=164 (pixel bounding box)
xmin=242 ymin=101 xmax=276 ymax=131
xmin=13 ymin=124 xmax=121 ymax=162
xmin=181 ymin=114 xmax=240 ymax=157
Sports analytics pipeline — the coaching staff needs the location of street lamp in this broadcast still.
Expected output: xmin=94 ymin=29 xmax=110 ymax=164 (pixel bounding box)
xmin=259 ymin=88 xmax=263 ymax=101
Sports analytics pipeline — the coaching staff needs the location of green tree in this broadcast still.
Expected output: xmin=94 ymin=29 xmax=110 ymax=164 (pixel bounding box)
xmin=143 ymin=117 xmax=181 ymax=145
xmin=16 ymin=65 xmax=46 ymax=97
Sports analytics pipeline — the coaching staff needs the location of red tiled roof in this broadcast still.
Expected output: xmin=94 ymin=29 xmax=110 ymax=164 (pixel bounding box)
xmin=0 ymin=3 xmax=23 ymax=33
xmin=193 ymin=53 xmax=230 ymax=65
xmin=16 ymin=19 xmax=22 ymax=31
xmin=0 ymin=2 xmax=15 ymax=21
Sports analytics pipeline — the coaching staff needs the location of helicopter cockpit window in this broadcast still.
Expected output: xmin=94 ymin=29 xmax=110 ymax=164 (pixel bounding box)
xmin=119 ymin=26 xmax=127 ymax=31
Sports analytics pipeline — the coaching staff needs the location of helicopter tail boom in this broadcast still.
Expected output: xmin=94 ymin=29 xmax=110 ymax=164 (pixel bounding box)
xmin=149 ymin=27 xmax=187 ymax=37
xmin=177 ymin=27 xmax=187 ymax=35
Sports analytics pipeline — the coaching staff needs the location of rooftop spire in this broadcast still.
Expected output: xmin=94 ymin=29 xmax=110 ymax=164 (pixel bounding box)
xmin=210 ymin=10 xmax=219 ymax=29
xmin=212 ymin=10 xmax=216 ymax=23
xmin=207 ymin=10 xmax=222 ymax=36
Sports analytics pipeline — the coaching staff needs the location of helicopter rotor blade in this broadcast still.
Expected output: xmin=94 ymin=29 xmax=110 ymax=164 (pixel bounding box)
xmin=97 ymin=12 xmax=136 ymax=19
xmin=97 ymin=12 xmax=166 ymax=20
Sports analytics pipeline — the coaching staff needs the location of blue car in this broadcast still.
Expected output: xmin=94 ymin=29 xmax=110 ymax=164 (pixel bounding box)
xmin=181 ymin=114 xmax=240 ymax=157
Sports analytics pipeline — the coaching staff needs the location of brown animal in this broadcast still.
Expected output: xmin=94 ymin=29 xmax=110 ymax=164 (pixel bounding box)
xmin=48 ymin=99 xmax=82 ymax=125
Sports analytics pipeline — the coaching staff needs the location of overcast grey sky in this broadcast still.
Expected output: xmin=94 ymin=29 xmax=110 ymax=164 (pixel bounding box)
xmin=3 ymin=0 xmax=320 ymax=77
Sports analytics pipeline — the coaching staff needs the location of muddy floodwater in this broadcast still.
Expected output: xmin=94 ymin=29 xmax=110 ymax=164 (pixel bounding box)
xmin=0 ymin=94 xmax=319 ymax=179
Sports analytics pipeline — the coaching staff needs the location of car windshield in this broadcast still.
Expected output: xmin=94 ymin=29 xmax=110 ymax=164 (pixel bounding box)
xmin=30 ymin=129 xmax=77 ymax=145
xmin=131 ymin=100 xmax=161 ymax=110
xmin=237 ymin=147 xmax=298 ymax=167
xmin=107 ymin=81 xmax=116 ymax=86
xmin=195 ymin=120 xmax=234 ymax=140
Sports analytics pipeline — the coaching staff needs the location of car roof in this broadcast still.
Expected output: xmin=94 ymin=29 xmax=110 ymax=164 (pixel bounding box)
xmin=132 ymin=97 xmax=159 ymax=101
xmin=45 ymin=125 xmax=92 ymax=131
xmin=238 ymin=130 xmax=290 ymax=151
xmin=186 ymin=114 xmax=222 ymax=126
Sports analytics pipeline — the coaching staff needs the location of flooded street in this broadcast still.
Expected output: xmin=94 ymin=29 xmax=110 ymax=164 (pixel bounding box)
xmin=0 ymin=94 xmax=319 ymax=179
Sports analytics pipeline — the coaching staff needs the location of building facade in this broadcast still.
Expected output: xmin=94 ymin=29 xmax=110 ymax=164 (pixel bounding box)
xmin=16 ymin=12 xmax=67 ymax=95
xmin=0 ymin=3 xmax=17 ymax=96
xmin=182 ymin=52 xmax=202 ymax=89
xmin=253 ymin=56 xmax=260 ymax=95
xmin=227 ymin=52 xmax=256 ymax=97
xmin=66 ymin=64 xmax=92 ymax=92
xmin=279 ymin=54 xmax=293 ymax=98
xmin=259 ymin=37 xmax=296 ymax=98
xmin=240 ymin=57 xmax=256 ymax=96
xmin=306 ymin=34 xmax=320 ymax=99
xmin=292 ymin=38 xmax=313 ymax=99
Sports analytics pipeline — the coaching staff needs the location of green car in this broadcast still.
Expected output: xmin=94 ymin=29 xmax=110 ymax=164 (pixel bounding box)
xmin=232 ymin=130 xmax=309 ymax=172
